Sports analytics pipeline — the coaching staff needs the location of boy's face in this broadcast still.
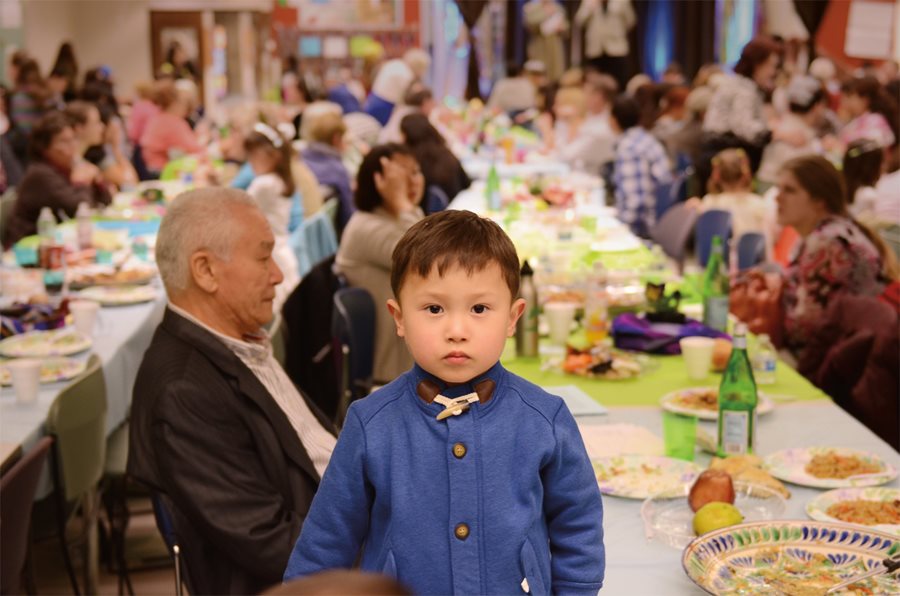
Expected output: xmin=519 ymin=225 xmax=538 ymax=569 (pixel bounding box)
xmin=387 ymin=262 xmax=525 ymax=384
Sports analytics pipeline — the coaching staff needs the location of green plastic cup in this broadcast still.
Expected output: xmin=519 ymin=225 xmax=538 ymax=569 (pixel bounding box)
xmin=663 ymin=411 xmax=697 ymax=461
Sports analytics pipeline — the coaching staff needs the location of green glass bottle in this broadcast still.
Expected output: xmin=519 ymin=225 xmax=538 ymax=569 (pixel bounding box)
xmin=485 ymin=160 xmax=501 ymax=211
xmin=717 ymin=323 xmax=758 ymax=457
xmin=702 ymin=235 xmax=729 ymax=332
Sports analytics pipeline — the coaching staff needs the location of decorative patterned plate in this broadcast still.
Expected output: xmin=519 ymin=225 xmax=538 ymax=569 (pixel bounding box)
xmin=764 ymin=447 xmax=898 ymax=489
xmin=682 ymin=520 xmax=900 ymax=595
xmin=592 ymin=455 xmax=701 ymax=499
xmin=78 ymin=285 xmax=157 ymax=306
xmin=0 ymin=329 xmax=92 ymax=358
xmin=807 ymin=488 xmax=900 ymax=537
xmin=659 ymin=387 xmax=775 ymax=421
xmin=0 ymin=357 xmax=86 ymax=385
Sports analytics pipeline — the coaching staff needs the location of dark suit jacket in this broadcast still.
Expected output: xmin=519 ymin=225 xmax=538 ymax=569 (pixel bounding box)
xmin=128 ymin=308 xmax=334 ymax=594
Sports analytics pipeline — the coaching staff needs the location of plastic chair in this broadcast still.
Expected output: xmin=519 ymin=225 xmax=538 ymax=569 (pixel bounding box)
xmin=695 ymin=209 xmax=733 ymax=268
xmin=102 ymin=421 xmax=134 ymax=596
xmin=151 ymin=493 xmax=186 ymax=596
xmin=332 ymin=287 xmax=376 ymax=425
xmin=736 ymin=232 xmax=766 ymax=271
xmin=45 ymin=354 xmax=108 ymax=595
xmin=650 ymin=203 xmax=699 ymax=274
xmin=1 ymin=436 xmax=53 ymax=595
xmin=291 ymin=198 xmax=339 ymax=278
xmin=0 ymin=188 xmax=17 ymax=249
xmin=424 ymin=185 xmax=450 ymax=215
xmin=654 ymin=180 xmax=676 ymax=220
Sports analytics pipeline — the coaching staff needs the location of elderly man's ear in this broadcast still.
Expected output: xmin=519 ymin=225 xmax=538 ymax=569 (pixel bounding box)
xmin=190 ymin=250 xmax=219 ymax=293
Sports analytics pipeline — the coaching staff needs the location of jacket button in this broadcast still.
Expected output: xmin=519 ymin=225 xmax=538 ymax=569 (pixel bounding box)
xmin=454 ymin=523 xmax=469 ymax=540
xmin=452 ymin=443 xmax=467 ymax=459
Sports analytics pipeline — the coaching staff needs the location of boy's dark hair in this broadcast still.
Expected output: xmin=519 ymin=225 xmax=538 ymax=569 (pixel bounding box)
xmin=611 ymin=95 xmax=641 ymax=130
xmin=391 ymin=210 xmax=520 ymax=300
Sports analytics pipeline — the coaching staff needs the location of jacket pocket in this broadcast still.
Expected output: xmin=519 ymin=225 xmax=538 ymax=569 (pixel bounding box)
xmin=519 ymin=538 xmax=547 ymax=595
xmin=381 ymin=549 xmax=397 ymax=579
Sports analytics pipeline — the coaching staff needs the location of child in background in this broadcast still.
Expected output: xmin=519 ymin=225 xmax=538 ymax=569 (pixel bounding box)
xmin=843 ymin=139 xmax=884 ymax=225
xmin=244 ymin=123 xmax=300 ymax=309
xmin=284 ymin=210 xmax=605 ymax=594
xmin=698 ymin=148 xmax=775 ymax=262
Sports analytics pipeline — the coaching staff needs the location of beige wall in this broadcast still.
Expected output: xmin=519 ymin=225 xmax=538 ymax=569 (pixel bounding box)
xmin=20 ymin=0 xmax=270 ymax=101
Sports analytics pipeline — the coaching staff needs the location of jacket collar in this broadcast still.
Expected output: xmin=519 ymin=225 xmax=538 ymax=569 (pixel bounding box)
xmin=410 ymin=361 xmax=506 ymax=406
xmin=160 ymin=307 xmax=329 ymax=483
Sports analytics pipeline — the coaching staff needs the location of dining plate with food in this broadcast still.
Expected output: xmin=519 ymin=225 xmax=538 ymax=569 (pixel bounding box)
xmin=69 ymin=265 xmax=156 ymax=289
xmin=0 ymin=357 xmax=86 ymax=385
xmin=0 ymin=329 xmax=92 ymax=358
xmin=682 ymin=520 xmax=900 ymax=595
xmin=806 ymin=487 xmax=900 ymax=537
xmin=78 ymin=285 xmax=158 ymax=306
xmin=559 ymin=344 xmax=651 ymax=381
xmin=764 ymin=447 xmax=898 ymax=489
xmin=592 ymin=455 xmax=701 ymax=499
xmin=660 ymin=386 xmax=775 ymax=420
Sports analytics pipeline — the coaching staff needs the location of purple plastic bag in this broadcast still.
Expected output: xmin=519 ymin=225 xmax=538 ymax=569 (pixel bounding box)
xmin=611 ymin=313 xmax=730 ymax=354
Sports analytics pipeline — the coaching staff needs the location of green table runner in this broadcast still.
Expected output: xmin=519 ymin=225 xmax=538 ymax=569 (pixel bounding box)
xmin=501 ymin=349 xmax=828 ymax=407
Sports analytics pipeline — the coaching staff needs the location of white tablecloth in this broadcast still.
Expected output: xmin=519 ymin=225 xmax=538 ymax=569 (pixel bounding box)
xmin=0 ymin=292 xmax=166 ymax=453
xmin=583 ymin=402 xmax=900 ymax=594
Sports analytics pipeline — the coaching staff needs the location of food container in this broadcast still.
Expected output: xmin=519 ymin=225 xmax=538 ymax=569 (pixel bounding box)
xmin=641 ymin=481 xmax=786 ymax=549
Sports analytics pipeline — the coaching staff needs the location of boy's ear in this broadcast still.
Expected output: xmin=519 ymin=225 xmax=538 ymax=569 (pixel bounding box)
xmin=507 ymin=298 xmax=526 ymax=337
xmin=386 ymin=299 xmax=405 ymax=338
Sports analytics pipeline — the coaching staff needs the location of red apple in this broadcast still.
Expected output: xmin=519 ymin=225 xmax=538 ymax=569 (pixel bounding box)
xmin=688 ymin=469 xmax=736 ymax=512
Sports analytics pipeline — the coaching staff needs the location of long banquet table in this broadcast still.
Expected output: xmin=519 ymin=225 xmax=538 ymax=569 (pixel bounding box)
xmin=449 ymin=169 xmax=900 ymax=593
xmin=0 ymin=291 xmax=166 ymax=481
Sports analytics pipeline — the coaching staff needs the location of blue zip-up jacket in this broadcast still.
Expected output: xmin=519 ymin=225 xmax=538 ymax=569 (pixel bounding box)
xmin=284 ymin=362 xmax=605 ymax=595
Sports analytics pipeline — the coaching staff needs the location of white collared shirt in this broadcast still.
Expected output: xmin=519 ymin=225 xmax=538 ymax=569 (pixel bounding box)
xmin=168 ymin=304 xmax=336 ymax=478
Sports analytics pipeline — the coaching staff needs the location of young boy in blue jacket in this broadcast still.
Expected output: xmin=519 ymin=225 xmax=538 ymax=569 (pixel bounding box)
xmin=284 ymin=210 xmax=605 ymax=594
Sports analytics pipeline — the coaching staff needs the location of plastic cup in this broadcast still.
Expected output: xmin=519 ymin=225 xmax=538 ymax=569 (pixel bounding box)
xmin=544 ymin=302 xmax=578 ymax=346
xmin=69 ymin=300 xmax=100 ymax=338
xmin=7 ymin=359 xmax=41 ymax=405
xmin=663 ymin=411 xmax=697 ymax=461
xmin=679 ymin=336 xmax=715 ymax=381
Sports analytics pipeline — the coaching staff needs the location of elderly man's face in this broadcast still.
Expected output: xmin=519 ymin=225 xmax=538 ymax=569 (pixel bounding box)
xmin=213 ymin=205 xmax=284 ymax=335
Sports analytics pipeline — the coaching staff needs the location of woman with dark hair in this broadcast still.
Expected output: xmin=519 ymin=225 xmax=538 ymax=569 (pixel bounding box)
xmin=840 ymin=76 xmax=898 ymax=149
xmin=335 ymin=144 xmax=425 ymax=383
xmin=702 ymin=36 xmax=783 ymax=173
xmin=164 ymin=40 xmax=198 ymax=81
xmin=843 ymin=139 xmax=884 ymax=222
xmin=6 ymin=111 xmax=111 ymax=245
xmin=399 ymin=112 xmax=470 ymax=206
xmin=50 ymin=41 xmax=79 ymax=101
xmin=776 ymin=155 xmax=896 ymax=363
xmin=243 ymin=123 xmax=300 ymax=307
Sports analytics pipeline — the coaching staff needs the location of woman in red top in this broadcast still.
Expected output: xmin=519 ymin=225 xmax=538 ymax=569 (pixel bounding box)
xmin=139 ymin=81 xmax=202 ymax=173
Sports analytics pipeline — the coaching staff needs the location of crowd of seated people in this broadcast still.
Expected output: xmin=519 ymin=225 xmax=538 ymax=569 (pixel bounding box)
xmin=1 ymin=30 xmax=899 ymax=593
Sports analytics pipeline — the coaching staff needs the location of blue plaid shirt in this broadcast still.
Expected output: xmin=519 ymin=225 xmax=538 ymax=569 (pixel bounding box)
xmin=613 ymin=127 xmax=672 ymax=237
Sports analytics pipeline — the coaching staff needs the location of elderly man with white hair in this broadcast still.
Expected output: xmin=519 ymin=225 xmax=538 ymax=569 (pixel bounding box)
xmin=128 ymin=188 xmax=336 ymax=595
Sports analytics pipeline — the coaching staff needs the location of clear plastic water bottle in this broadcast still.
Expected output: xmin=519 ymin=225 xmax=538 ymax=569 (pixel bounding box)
xmin=76 ymin=202 xmax=93 ymax=249
xmin=37 ymin=207 xmax=56 ymax=241
xmin=753 ymin=334 xmax=777 ymax=385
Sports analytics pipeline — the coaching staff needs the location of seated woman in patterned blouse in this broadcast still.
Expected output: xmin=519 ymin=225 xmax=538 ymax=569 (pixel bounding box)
xmin=775 ymin=155 xmax=897 ymax=365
